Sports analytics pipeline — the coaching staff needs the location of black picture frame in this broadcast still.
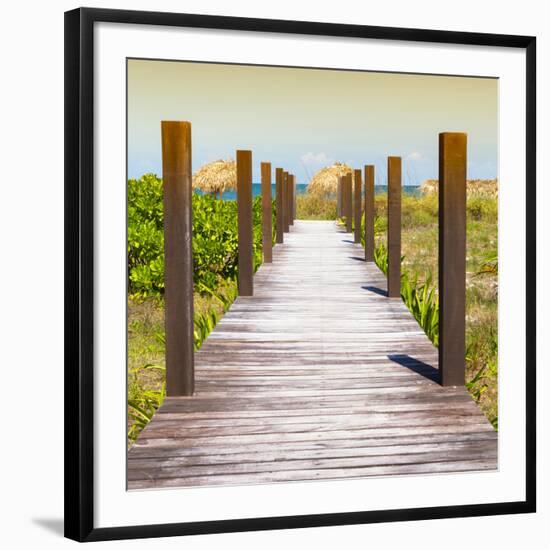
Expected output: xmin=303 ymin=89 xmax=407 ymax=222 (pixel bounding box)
xmin=64 ymin=7 xmax=537 ymax=543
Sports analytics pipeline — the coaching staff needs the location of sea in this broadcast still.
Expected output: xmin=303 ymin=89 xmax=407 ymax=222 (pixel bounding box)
xmin=195 ymin=184 xmax=422 ymax=200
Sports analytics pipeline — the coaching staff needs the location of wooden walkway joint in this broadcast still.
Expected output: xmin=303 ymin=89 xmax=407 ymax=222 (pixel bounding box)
xmin=128 ymin=221 xmax=497 ymax=489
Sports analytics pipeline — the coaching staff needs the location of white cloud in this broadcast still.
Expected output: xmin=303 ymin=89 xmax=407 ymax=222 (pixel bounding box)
xmin=300 ymin=152 xmax=334 ymax=166
xmin=407 ymin=151 xmax=422 ymax=160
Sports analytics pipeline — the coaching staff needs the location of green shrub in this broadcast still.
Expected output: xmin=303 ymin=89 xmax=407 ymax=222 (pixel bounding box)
xmin=128 ymin=173 xmax=269 ymax=298
xmin=128 ymin=175 xmax=165 ymax=295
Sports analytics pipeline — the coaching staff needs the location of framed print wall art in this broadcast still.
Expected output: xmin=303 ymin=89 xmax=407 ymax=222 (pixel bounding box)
xmin=64 ymin=7 xmax=536 ymax=542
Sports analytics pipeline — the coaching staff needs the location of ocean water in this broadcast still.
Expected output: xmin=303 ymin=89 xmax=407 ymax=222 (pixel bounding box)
xmin=196 ymin=184 xmax=421 ymax=200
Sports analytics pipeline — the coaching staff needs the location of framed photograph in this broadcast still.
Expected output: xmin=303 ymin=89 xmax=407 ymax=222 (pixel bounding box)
xmin=64 ymin=7 xmax=536 ymax=542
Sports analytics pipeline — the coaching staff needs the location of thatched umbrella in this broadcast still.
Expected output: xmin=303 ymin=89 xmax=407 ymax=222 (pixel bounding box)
xmin=420 ymin=178 xmax=498 ymax=199
xmin=307 ymin=162 xmax=353 ymax=196
xmin=193 ymin=159 xmax=236 ymax=198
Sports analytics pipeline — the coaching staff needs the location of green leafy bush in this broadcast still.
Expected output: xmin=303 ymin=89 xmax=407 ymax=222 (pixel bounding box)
xmin=128 ymin=174 xmax=165 ymax=296
xmin=128 ymin=173 xmax=269 ymax=298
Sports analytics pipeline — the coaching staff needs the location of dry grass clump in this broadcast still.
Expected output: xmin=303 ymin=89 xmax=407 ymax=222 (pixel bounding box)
xmin=193 ymin=159 xmax=236 ymax=197
xmin=420 ymin=178 xmax=498 ymax=199
xmin=296 ymin=194 xmax=337 ymax=220
xmin=307 ymin=162 xmax=353 ymax=196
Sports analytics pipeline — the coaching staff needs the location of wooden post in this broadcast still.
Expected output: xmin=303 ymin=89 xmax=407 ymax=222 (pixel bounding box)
xmin=337 ymin=177 xmax=342 ymax=218
xmin=237 ymin=150 xmax=253 ymax=296
xmin=344 ymin=173 xmax=353 ymax=233
xmin=275 ymin=168 xmax=284 ymax=244
xmin=439 ymin=132 xmax=467 ymax=386
xmin=354 ymin=169 xmax=362 ymax=244
xmin=261 ymin=162 xmax=273 ymax=263
xmin=288 ymin=173 xmax=293 ymax=228
xmin=290 ymin=175 xmax=295 ymax=225
xmin=341 ymin=175 xmax=347 ymax=226
xmin=161 ymin=121 xmax=194 ymax=396
xmin=288 ymin=174 xmax=295 ymax=225
xmin=364 ymin=165 xmax=375 ymax=262
xmin=283 ymin=171 xmax=290 ymax=233
xmin=288 ymin=174 xmax=294 ymax=225
xmin=292 ymin=175 xmax=297 ymax=221
xmin=387 ymin=156 xmax=401 ymax=298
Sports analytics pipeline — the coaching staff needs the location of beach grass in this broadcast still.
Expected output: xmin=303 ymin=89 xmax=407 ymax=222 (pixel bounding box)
xmin=296 ymin=194 xmax=337 ymax=220
xmin=373 ymin=193 xmax=498 ymax=427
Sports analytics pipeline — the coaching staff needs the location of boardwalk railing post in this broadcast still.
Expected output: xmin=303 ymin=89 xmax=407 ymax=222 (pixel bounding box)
xmin=342 ymin=174 xmax=347 ymax=227
xmin=339 ymin=176 xmax=344 ymax=220
xmin=354 ymin=169 xmax=362 ymax=244
xmin=364 ymin=165 xmax=375 ymax=262
xmin=344 ymin=173 xmax=353 ymax=233
xmin=283 ymin=171 xmax=290 ymax=233
xmin=387 ymin=156 xmax=402 ymax=297
xmin=439 ymin=132 xmax=467 ymax=386
xmin=288 ymin=173 xmax=293 ymax=228
xmin=261 ymin=162 xmax=273 ymax=263
xmin=161 ymin=121 xmax=194 ymax=396
xmin=337 ymin=176 xmax=342 ymax=218
xmin=275 ymin=168 xmax=284 ymax=244
xmin=292 ymin=175 xmax=297 ymax=222
xmin=288 ymin=174 xmax=294 ymax=225
xmin=290 ymin=174 xmax=295 ymax=225
xmin=237 ymin=150 xmax=253 ymax=296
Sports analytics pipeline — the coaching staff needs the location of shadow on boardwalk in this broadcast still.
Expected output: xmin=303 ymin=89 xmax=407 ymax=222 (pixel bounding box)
xmin=388 ymin=354 xmax=440 ymax=383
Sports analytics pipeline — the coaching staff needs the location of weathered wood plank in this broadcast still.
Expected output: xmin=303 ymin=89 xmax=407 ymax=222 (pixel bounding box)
xmin=129 ymin=446 xmax=497 ymax=481
xmin=152 ymin=406 xmax=491 ymax=425
xmin=130 ymin=431 xmax=496 ymax=460
xmin=130 ymin=439 xmax=496 ymax=467
xmin=130 ymin=459 xmax=497 ymax=489
xmin=133 ymin=421 xmax=495 ymax=449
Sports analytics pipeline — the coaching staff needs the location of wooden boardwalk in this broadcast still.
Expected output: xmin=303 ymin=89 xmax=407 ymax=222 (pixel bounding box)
xmin=128 ymin=221 xmax=497 ymax=490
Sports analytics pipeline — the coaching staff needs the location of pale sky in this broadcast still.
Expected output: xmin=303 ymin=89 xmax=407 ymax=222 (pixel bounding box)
xmin=127 ymin=59 xmax=498 ymax=185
